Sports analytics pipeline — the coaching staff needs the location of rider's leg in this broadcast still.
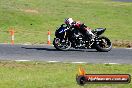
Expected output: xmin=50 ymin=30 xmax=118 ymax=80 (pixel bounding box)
xmin=85 ymin=28 xmax=95 ymax=41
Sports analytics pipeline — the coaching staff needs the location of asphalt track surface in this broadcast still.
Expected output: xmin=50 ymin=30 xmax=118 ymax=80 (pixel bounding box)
xmin=0 ymin=44 xmax=132 ymax=64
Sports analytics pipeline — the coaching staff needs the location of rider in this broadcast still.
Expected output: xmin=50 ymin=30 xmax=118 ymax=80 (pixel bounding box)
xmin=64 ymin=18 xmax=95 ymax=41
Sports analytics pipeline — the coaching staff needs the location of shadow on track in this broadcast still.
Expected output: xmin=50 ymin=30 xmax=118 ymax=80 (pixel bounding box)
xmin=21 ymin=47 xmax=58 ymax=51
xmin=21 ymin=47 xmax=98 ymax=52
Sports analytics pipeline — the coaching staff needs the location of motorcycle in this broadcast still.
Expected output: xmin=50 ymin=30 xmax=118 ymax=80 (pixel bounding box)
xmin=53 ymin=24 xmax=112 ymax=52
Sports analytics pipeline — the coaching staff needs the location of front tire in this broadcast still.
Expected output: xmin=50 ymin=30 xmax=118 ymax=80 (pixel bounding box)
xmin=53 ymin=38 xmax=71 ymax=51
xmin=95 ymin=36 xmax=112 ymax=52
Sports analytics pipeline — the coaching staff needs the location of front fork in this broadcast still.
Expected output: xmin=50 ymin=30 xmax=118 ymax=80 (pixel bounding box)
xmin=62 ymin=32 xmax=69 ymax=43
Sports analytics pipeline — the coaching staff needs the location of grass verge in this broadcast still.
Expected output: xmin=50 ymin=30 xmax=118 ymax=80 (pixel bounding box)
xmin=0 ymin=0 xmax=132 ymax=46
xmin=113 ymin=40 xmax=132 ymax=48
xmin=0 ymin=61 xmax=131 ymax=88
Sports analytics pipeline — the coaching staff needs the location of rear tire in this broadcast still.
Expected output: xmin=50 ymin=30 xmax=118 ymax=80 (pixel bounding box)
xmin=95 ymin=36 xmax=112 ymax=52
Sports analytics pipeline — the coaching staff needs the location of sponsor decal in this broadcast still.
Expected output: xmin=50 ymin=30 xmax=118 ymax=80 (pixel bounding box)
xmin=76 ymin=67 xmax=131 ymax=85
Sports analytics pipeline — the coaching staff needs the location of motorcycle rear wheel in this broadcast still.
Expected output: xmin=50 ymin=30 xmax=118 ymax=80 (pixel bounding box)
xmin=53 ymin=38 xmax=71 ymax=51
xmin=95 ymin=36 xmax=112 ymax=52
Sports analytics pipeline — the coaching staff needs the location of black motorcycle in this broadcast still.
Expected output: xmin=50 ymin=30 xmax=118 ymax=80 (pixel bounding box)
xmin=53 ymin=24 xmax=112 ymax=52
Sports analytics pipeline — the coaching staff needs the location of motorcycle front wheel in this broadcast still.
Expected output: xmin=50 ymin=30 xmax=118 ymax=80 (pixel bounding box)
xmin=95 ymin=36 xmax=112 ymax=52
xmin=53 ymin=38 xmax=71 ymax=51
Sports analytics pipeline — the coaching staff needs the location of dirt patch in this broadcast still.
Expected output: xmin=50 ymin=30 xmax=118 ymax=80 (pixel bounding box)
xmin=21 ymin=9 xmax=39 ymax=14
xmin=0 ymin=61 xmax=36 ymax=69
xmin=97 ymin=86 xmax=112 ymax=88
xmin=112 ymin=40 xmax=132 ymax=48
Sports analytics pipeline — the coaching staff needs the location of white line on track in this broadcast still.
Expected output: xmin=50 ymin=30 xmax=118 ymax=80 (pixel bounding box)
xmin=104 ymin=63 xmax=120 ymax=64
xmin=14 ymin=60 xmax=121 ymax=64
xmin=125 ymin=48 xmax=132 ymax=50
xmin=48 ymin=61 xmax=60 ymax=63
xmin=71 ymin=62 xmax=88 ymax=64
xmin=15 ymin=60 xmax=31 ymax=62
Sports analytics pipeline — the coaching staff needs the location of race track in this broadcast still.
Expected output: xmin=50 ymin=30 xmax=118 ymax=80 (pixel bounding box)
xmin=0 ymin=44 xmax=132 ymax=64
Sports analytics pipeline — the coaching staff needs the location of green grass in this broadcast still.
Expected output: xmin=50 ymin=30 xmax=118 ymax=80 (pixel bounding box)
xmin=0 ymin=0 xmax=132 ymax=44
xmin=0 ymin=61 xmax=131 ymax=88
